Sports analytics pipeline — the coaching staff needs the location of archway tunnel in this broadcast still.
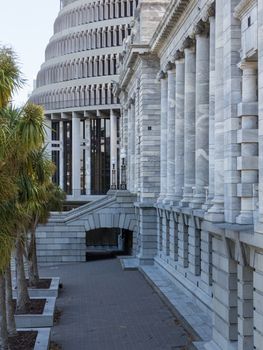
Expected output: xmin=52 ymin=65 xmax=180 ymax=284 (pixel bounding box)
xmin=86 ymin=227 xmax=133 ymax=261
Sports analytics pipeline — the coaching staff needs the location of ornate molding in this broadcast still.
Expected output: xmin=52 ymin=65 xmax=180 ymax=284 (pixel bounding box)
xmin=174 ymin=50 xmax=184 ymax=62
xmin=202 ymin=1 xmax=215 ymax=22
xmin=164 ymin=61 xmax=175 ymax=72
xmin=191 ymin=20 xmax=209 ymax=38
xmin=180 ymin=36 xmax=195 ymax=51
xmin=157 ymin=70 xmax=167 ymax=81
xmin=234 ymin=0 xmax=257 ymax=20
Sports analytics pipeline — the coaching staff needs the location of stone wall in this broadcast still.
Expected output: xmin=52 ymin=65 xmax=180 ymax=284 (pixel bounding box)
xmin=36 ymin=191 xmax=137 ymax=263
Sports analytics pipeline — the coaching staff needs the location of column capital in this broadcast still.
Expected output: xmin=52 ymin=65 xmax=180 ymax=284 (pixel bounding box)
xmin=174 ymin=50 xmax=184 ymax=62
xmin=238 ymin=59 xmax=258 ymax=72
xmin=202 ymin=2 xmax=215 ymax=22
xmin=180 ymin=36 xmax=195 ymax=51
xmin=128 ymin=97 xmax=135 ymax=107
xmin=191 ymin=20 xmax=209 ymax=38
xmin=157 ymin=70 xmax=167 ymax=81
xmin=164 ymin=61 xmax=175 ymax=72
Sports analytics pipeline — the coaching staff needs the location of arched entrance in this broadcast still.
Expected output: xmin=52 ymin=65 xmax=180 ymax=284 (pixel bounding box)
xmin=86 ymin=228 xmax=133 ymax=261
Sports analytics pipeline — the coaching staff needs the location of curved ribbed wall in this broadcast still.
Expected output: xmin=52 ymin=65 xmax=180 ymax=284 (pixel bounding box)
xmin=31 ymin=0 xmax=137 ymax=112
xmin=31 ymin=0 xmax=136 ymax=200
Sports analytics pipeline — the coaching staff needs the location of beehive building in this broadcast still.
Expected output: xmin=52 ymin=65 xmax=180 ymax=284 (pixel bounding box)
xmin=31 ymin=0 xmax=137 ymax=200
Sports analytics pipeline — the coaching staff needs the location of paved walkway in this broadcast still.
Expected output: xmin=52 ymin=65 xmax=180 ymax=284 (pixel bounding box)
xmin=41 ymin=259 xmax=196 ymax=350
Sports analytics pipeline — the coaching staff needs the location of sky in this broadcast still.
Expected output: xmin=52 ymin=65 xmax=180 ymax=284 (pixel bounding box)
xmin=0 ymin=0 xmax=61 ymax=106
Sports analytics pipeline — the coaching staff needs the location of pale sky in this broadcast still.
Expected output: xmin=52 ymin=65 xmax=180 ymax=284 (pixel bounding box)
xmin=0 ymin=0 xmax=61 ymax=106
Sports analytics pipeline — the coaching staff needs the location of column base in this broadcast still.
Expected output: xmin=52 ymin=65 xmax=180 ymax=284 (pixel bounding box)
xmin=190 ymin=195 xmax=206 ymax=209
xmin=202 ymin=197 xmax=214 ymax=211
xmin=163 ymin=196 xmax=181 ymax=207
xmin=205 ymin=200 xmax=225 ymax=222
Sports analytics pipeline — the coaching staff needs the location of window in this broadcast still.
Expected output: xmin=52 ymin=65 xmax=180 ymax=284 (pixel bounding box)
xmin=248 ymin=16 xmax=251 ymax=27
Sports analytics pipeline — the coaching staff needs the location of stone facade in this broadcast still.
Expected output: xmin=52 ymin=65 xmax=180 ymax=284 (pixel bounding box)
xmin=35 ymin=0 xmax=263 ymax=349
xmin=36 ymin=190 xmax=137 ymax=263
xmin=117 ymin=0 xmax=263 ymax=349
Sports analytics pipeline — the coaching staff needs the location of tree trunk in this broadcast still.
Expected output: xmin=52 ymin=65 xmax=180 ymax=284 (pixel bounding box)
xmin=5 ymin=264 xmax=16 ymax=336
xmin=0 ymin=272 xmax=9 ymax=350
xmin=15 ymin=237 xmax=30 ymax=314
xmin=27 ymin=226 xmax=39 ymax=288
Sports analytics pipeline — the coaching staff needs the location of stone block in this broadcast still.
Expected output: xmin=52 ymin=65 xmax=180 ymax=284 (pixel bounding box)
xmin=237 ymin=156 xmax=258 ymax=170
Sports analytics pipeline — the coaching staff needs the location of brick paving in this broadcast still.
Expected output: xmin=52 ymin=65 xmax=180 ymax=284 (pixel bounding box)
xmin=41 ymin=259 xmax=196 ymax=350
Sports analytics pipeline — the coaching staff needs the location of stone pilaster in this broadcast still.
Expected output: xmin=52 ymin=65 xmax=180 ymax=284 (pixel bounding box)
xmin=137 ymin=205 xmax=157 ymax=265
xmin=138 ymin=57 xmax=161 ymax=202
xmin=211 ymin=237 xmax=238 ymax=349
xmin=191 ymin=21 xmax=210 ymax=208
xmin=165 ymin=62 xmax=176 ymax=203
xmin=157 ymin=210 xmax=162 ymax=253
xmin=169 ymin=211 xmax=178 ymax=262
xmin=162 ymin=210 xmax=170 ymax=258
xmin=180 ymin=38 xmax=196 ymax=206
xmin=188 ymin=216 xmax=201 ymax=276
xmin=236 ymin=61 xmax=258 ymax=225
xmin=237 ymin=262 xmax=254 ymax=350
xmin=199 ymin=230 xmax=212 ymax=295
xmin=174 ymin=51 xmax=185 ymax=204
xmin=253 ymin=251 xmax=263 ymax=348
xmin=72 ymin=112 xmax=81 ymax=197
xmin=158 ymin=71 xmax=168 ymax=202
xmin=177 ymin=214 xmax=189 ymax=271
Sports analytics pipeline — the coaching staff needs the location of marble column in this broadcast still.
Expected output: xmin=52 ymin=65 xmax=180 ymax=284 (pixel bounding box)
xmin=85 ymin=118 xmax=91 ymax=195
xmin=59 ymin=120 xmax=64 ymax=190
xmin=191 ymin=21 xmax=210 ymax=208
xmin=174 ymin=51 xmax=185 ymax=204
xmin=207 ymin=0 xmax=224 ymax=220
xmin=180 ymin=38 xmax=196 ymax=206
xmin=110 ymin=110 xmax=118 ymax=189
xmin=158 ymin=71 xmax=168 ymax=201
xmin=72 ymin=112 xmax=81 ymax=197
xmin=127 ymin=104 xmax=132 ymax=190
xmin=130 ymin=99 xmax=136 ymax=193
xmin=165 ymin=62 xmax=176 ymax=203
xmin=204 ymin=7 xmax=216 ymax=209
xmin=236 ymin=61 xmax=258 ymax=224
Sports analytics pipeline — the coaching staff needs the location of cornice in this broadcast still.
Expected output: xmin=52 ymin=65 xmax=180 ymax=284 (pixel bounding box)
xmin=150 ymin=0 xmax=192 ymax=53
xmin=118 ymin=44 xmax=151 ymax=90
xmin=234 ymin=0 xmax=257 ymax=19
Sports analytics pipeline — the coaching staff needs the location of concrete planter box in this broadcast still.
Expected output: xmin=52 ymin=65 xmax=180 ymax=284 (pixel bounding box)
xmin=13 ymin=277 xmax=60 ymax=298
xmin=15 ymin=297 xmax=56 ymax=328
xmin=18 ymin=328 xmax=51 ymax=350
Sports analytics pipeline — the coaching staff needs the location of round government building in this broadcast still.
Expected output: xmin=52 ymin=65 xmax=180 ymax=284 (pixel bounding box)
xmin=31 ymin=0 xmax=137 ymax=201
